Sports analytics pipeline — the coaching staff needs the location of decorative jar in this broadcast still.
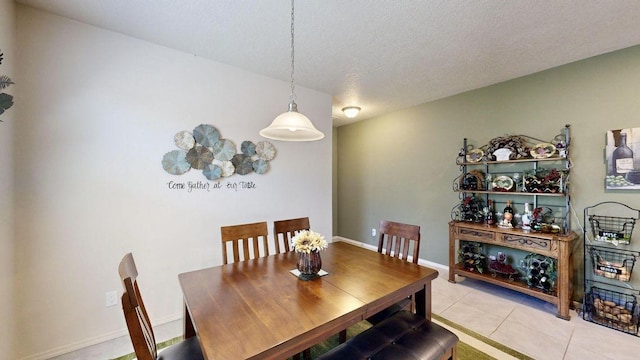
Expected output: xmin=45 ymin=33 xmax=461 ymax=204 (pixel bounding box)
xmin=297 ymin=250 xmax=322 ymax=277
xmin=291 ymin=230 xmax=327 ymax=280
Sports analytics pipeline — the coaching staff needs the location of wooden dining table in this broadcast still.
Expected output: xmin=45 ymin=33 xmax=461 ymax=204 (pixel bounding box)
xmin=178 ymin=241 xmax=439 ymax=360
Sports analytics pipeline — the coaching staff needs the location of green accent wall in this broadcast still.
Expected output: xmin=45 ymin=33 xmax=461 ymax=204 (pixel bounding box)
xmin=336 ymin=45 xmax=640 ymax=297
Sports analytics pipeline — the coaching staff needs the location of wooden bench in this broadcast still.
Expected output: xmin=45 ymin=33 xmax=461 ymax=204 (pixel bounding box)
xmin=316 ymin=311 xmax=458 ymax=360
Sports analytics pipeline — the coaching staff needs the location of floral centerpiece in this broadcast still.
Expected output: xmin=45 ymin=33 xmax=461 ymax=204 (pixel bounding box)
xmin=291 ymin=230 xmax=328 ymax=253
xmin=291 ymin=230 xmax=327 ymax=279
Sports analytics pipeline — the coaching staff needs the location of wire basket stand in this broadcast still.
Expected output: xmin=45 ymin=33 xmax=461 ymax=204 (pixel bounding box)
xmin=583 ymin=201 xmax=640 ymax=336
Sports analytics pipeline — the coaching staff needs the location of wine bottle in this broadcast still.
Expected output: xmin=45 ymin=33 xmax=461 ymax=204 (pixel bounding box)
xmin=612 ymin=132 xmax=634 ymax=175
xmin=485 ymin=200 xmax=494 ymax=225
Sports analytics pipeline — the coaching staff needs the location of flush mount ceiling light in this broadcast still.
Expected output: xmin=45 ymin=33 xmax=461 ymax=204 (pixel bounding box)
xmin=342 ymin=106 xmax=361 ymax=118
xmin=260 ymin=0 xmax=324 ymax=142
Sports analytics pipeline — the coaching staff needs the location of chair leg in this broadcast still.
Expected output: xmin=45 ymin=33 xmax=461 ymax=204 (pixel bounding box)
xmin=438 ymin=344 xmax=456 ymax=360
xmin=292 ymin=347 xmax=311 ymax=360
xmin=338 ymin=329 xmax=347 ymax=344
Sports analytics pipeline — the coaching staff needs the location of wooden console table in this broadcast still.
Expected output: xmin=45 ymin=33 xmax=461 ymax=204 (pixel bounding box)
xmin=449 ymin=221 xmax=577 ymax=320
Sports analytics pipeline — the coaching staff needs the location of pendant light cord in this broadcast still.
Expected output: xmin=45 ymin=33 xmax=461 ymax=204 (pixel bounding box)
xmin=289 ymin=0 xmax=296 ymax=104
xmin=259 ymin=0 xmax=324 ymax=141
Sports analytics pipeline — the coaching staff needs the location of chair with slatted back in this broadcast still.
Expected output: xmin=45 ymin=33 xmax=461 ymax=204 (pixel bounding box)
xmin=273 ymin=217 xmax=310 ymax=253
xmin=377 ymin=220 xmax=421 ymax=264
xmin=220 ymin=221 xmax=270 ymax=264
xmin=119 ymin=253 xmax=204 ymax=360
xmin=370 ymin=220 xmax=421 ymax=320
xmin=338 ymin=220 xmax=421 ymax=343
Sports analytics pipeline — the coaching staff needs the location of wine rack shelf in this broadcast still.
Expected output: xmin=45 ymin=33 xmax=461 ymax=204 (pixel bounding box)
xmin=452 ymin=125 xmax=572 ymax=232
xmin=452 ymin=263 xmax=558 ymax=304
xmin=450 ymin=126 xmax=575 ymax=320
xmin=456 ymin=190 xmax=566 ymax=197
xmin=449 ymin=221 xmax=577 ymax=320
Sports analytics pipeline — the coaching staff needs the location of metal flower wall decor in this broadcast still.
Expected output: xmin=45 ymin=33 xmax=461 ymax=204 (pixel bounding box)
xmin=0 ymin=49 xmax=15 ymax=122
xmin=162 ymin=124 xmax=277 ymax=180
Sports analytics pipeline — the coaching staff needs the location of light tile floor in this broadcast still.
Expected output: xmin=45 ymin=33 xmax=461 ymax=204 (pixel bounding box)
xmin=51 ymin=268 xmax=640 ymax=360
xmin=433 ymin=271 xmax=640 ymax=360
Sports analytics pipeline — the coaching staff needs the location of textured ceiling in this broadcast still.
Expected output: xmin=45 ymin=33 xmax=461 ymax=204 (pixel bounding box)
xmin=16 ymin=0 xmax=640 ymax=126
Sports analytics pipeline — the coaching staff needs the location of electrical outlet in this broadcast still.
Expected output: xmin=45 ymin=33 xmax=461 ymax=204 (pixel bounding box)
xmin=105 ymin=290 xmax=118 ymax=307
xmin=371 ymin=228 xmax=376 ymax=237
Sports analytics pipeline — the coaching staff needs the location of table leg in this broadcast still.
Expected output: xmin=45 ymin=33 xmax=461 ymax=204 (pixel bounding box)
xmin=448 ymin=223 xmax=457 ymax=283
xmin=556 ymin=241 xmax=571 ymax=320
xmin=414 ymin=282 xmax=432 ymax=320
xmin=184 ymin=303 xmax=196 ymax=338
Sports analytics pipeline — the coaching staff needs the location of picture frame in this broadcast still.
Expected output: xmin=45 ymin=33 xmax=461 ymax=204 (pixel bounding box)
xmin=605 ymin=127 xmax=640 ymax=190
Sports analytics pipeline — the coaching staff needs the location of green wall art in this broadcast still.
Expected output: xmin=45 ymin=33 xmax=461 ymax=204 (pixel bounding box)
xmin=606 ymin=128 xmax=640 ymax=190
xmin=0 ymin=49 xmax=15 ymax=122
xmin=162 ymin=124 xmax=276 ymax=180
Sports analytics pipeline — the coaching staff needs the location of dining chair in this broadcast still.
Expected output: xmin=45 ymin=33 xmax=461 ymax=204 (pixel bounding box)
xmin=377 ymin=219 xmax=421 ymax=264
xmin=371 ymin=219 xmax=421 ymax=318
xmin=118 ymin=253 xmax=204 ymax=360
xmin=273 ymin=217 xmax=310 ymax=253
xmin=338 ymin=220 xmax=421 ymax=343
xmin=220 ymin=221 xmax=270 ymax=264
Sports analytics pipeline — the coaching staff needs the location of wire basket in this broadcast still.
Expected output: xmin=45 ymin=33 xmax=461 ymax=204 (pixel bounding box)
xmin=589 ymin=246 xmax=636 ymax=282
xmin=589 ymin=215 xmax=635 ymax=244
xmin=584 ymin=286 xmax=638 ymax=335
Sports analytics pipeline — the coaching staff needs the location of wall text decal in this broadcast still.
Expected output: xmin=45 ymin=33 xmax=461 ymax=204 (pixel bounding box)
xmin=167 ymin=180 xmax=257 ymax=193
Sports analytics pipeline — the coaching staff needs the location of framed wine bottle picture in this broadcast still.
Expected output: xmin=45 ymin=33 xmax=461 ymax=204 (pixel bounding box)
xmin=605 ymin=127 xmax=640 ymax=190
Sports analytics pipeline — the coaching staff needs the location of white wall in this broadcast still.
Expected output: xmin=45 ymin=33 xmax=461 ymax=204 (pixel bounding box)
xmin=0 ymin=1 xmax=15 ymax=358
xmin=14 ymin=6 xmax=332 ymax=359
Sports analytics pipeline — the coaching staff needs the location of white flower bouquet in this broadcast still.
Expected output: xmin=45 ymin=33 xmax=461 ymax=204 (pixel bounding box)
xmin=291 ymin=230 xmax=328 ymax=253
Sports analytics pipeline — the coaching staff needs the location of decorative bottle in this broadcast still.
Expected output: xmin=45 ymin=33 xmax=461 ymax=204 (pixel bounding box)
xmin=521 ymin=202 xmax=531 ymax=230
xmin=612 ymin=132 xmax=634 ymax=176
xmin=502 ymin=200 xmax=513 ymax=227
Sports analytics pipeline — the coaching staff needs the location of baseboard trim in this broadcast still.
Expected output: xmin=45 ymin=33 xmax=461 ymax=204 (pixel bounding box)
xmin=19 ymin=313 xmax=183 ymax=360
xmin=332 ymin=236 xmax=448 ymax=273
xmin=19 ymin=329 xmax=128 ymax=360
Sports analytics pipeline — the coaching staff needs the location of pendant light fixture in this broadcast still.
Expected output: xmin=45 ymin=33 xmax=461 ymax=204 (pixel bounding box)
xmin=260 ymin=0 xmax=324 ymax=142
